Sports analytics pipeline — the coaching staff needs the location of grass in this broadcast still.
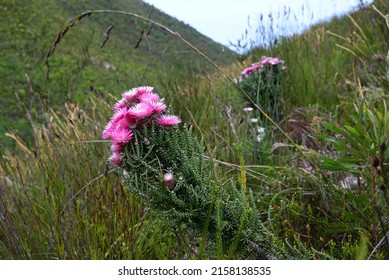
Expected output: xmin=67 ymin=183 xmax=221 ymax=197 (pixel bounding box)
xmin=0 ymin=0 xmax=388 ymax=259
xmin=0 ymin=96 xmax=180 ymax=259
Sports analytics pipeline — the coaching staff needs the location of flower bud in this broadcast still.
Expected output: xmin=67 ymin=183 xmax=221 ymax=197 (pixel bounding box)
xmin=163 ymin=172 xmax=175 ymax=188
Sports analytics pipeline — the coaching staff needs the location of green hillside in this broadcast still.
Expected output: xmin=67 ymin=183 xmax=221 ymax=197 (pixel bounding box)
xmin=0 ymin=0 xmax=237 ymax=142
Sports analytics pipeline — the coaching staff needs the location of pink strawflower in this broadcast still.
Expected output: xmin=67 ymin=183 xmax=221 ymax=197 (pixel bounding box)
xmin=241 ymin=66 xmax=256 ymax=75
xmin=148 ymin=101 xmax=167 ymax=114
xmin=108 ymin=107 xmax=135 ymax=131
xmin=122 ymin=88 xmax=139 ymax=104
xmin=115 ymin=116 xmax=135 ymax=130
xmin=163 ymin=172 xmax=175 ymax=187
xmin=156 ymin=114 xmax=181 ymax=126
xmin=260 ymin=56 xmax=284 ymax=66
xmin=111 ymin=142 xmax=124 ymax=153
xmin=127 ymin=102 xmax=154 ymax=119
xmin=108 ymin=152 xmax=122 ymax=166
xmin=122 ymin=86 xmax=154 ymax=103
xmin=101 ymin=113 xmax=128 ymax=139
xmin=102 ymin=120 xmax=116 ymax=139
xmin=138 ymin=92 xmax=160 ymax=103
xmin=111 ymin=127 xmax=133 ymax=144
xmin=111 ymin=108 xmax=129 ymax=124
xmin=134 ymin=86 xmax=154 ymax=95
xmin=113 ymin=99 xmax=128 ymax=112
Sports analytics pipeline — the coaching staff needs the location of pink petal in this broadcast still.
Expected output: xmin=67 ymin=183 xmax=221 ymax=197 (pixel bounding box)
xmin=113 ymin=99 xmax=127 ymax=112
xmin=122 ymin=89 xmax=139 ymax=104
xmin=111 ymin=128 xmax=133 ymax=144
xmin=111 ymin=108 xmax=129 ymax=124
xmin=111 ymin=142 xmax=124 ymax=153
xmin=102 ymin=120 xmax=115 ymax=139
xmin=148 ymin=101 xmax=167 ymax=114
xmin=138 ymin=92 xmax=160 ymax=103
xmin=127 ymin=102 xmax=154 ymax=119
xmin=134 ymin=86 xmax=154 ymax=96
xmin=156 ymin=115 xmax=181 ymax=126
xmin=108 ymin=152 xmax=122 ymax=166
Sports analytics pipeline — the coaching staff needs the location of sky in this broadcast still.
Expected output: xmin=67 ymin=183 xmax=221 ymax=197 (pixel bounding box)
xmin=142 ymin=0 xmax=374 ymax=51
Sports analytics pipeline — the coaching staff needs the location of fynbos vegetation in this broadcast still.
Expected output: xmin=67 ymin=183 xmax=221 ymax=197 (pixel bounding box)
xmin=0 ymin=0 xmax=388 ymax=260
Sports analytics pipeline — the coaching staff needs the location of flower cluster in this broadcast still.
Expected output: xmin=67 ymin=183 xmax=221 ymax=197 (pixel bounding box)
xmin=235 ymin=55 xmax=286 ymax=124
xmin=102 ymin=86 xmax=181 ymax=165
xmin=237 ymin=56 xmax=285 ymax=82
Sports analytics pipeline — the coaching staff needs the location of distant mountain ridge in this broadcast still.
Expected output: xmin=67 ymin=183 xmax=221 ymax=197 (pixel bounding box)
xmin=59 ymin=0 xmax=237 ymax=64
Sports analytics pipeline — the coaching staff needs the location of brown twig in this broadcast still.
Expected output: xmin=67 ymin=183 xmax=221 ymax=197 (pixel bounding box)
xmin=100 ymin=25 xmax=114 ymax=49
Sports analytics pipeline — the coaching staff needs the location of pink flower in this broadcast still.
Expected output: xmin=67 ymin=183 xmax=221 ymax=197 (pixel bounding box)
xmin=111 ymin=142 xmax=124 ymax=153
xmin=148 ymin=101 xmax=167 ymax=114
xmin=107 ymin=107 xmax=135 ymax=132
xmin=134 ymin=86 xmax=154 ymax=95
xmin=111 ymin=128 xmax=133 ymax=144
xmin=260 ymin=56 xmax=272 ymax=65
xmin=113 ymin=99 xmax=127 ymax=112
xmin=138 ymin=92 xmax=160 ymax=103
xmin=156 ymin=114 xmax=181 ymax=126
xmin=260 ymin=56 xmax=285 ymax=66
xmin=115 ymin=116 xmax=135 ymax=131
xmin=163 ymin=172 xmax=175 ymax=187
xmin=122 ymin=86 xmax=154 ymax=103
xmin=241 ymin=66 xmax=256 ymax=75
xmin=122 ymin=88 xmax=139 ymax=104
xmin=108 ymin=152 xmax=122 ymax=166
xmin=111 ymin=108 xmax=129 ymax=124
xmin=102 ymin=118 xmax=119 ymax=139
xmin=127 ymin=102 xmax=154 ymax=119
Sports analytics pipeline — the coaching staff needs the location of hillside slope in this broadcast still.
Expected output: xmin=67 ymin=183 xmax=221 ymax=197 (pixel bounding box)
xmin=246 ymin=0 xmax=388 ymax=110
xmin=0 ymin=0 xmax=237 ymax=142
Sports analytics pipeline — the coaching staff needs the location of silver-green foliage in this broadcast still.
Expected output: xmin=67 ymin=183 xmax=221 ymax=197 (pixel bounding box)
xmin=120 ymin=121 xmax=313 ymax=259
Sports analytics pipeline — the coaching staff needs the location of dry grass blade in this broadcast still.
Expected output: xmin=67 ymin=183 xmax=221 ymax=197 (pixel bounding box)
xmin=100 ymin=25 xmax=114 ymax=49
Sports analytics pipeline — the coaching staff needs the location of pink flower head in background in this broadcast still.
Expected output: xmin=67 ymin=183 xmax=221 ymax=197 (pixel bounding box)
xmin=156 ymin=114 xmax=181 ymax=127
xmin=241 ymin=66 xmax=255 ymax=75
xmin=237 ymin=56 xmax=286 ymax=83
xmin=260 ymin=56 xmax=285 ymax=66
xmin=241 ymin=64 xmax=261 ymax=76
